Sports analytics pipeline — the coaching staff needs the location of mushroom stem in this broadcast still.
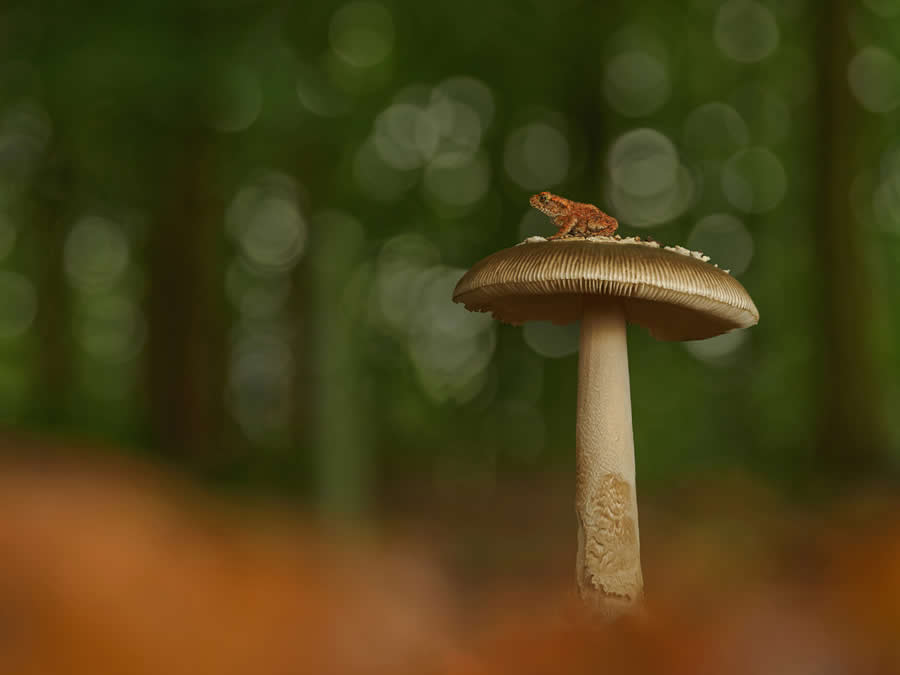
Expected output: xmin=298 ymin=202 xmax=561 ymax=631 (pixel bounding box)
xmin=575 ymin=297 xmax=643 ymax=616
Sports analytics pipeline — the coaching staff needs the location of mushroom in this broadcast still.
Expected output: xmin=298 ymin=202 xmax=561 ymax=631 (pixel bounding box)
xmin=452 ymin=236 xmax=759 ymax=617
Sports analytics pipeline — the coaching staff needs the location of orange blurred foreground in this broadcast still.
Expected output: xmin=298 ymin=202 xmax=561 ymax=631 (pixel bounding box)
xmin=0 ymin=452 xmax=898 ymax=674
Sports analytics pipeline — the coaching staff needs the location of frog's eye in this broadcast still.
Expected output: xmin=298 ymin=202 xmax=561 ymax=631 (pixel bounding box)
xmin=540 ymin=193 xmax=550 ymax=202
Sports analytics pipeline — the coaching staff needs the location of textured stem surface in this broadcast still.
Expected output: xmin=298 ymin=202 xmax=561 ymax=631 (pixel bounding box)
xmin=575 ymin=298 xmax=643 ymax=616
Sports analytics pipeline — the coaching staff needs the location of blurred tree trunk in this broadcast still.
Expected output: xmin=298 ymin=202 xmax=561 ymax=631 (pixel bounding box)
xmin=30 ymin=155 xmax=74 ymax=427
xmin=307 ymin=211 xmax=371 ymax=518
xmin=816 ymin=0 xmax=891 ymax=480
xmin=145 ymin=142 xmax=226 ymax=463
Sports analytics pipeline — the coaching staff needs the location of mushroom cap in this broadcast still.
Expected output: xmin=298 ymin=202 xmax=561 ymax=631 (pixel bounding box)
xmin=452 ymin=238 xmax=759 ymax=341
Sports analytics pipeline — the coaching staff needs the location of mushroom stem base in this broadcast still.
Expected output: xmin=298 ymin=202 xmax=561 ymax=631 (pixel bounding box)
xmin=575 ymin=298 xmax=643 ymax=616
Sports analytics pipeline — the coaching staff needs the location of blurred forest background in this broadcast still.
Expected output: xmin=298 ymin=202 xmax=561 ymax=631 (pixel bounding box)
xmin=0 ymin=0 xmax=898 ymax=519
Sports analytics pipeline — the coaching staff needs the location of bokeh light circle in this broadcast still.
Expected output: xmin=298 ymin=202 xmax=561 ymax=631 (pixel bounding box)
xmin=687 ymin=213 xmax=755 ymax=275
xmin=77 ymin=295 xmax=146 ymax=363
xmin=64 ymin=216 xmax=130 ymax=293
xmin=226 ymin=260 xmax=293 ymax=319
xmin=239 ymin=198 xmax=306 ymax=271
xmin=608 ymin=162 xmax=695 ymax=228
xmin=604 ymin=51 xmax=671 ymax=118
xmin=523 ymin=321 xmax=580 ymax=358
xmin=0 ymin=99 xmax=52 ymax=184
xmin=374 ymin=233 xmax=440 ymax=333
xmin=848 ymin=47 xmax=900 ymax=113
xmin=226 ymin=174 xmax=307 ymax=273
xmin=211 ymin=65 xmax=261 ymax=133
xmin=504 ymin=123 xmax=570 ymax=190
xmin=683 ymin=102 xmax=749 ymax=161
xmin=229 ymin=333 xmax=294 ymax=440
xmin=684 ymin=330 xmax=747 ymax=365
xmin=374 ymin=103 xmax=437 ymax=170
xmin=296 ymin=63 xmax=351 ymax=117
xmin=408 ymin=266 xmax=496 ymax=404
xmin=714 ymin=0 xmax=780 ymax=63
xmin=329 ymin=1 xmax=395 ymax=68
xmin=608 ymin=128 xmax=679 ymax=197
xmin=873 ymin=175 xmax=900 ymax=234
xmin=434 ymin=76 xmax=495 ymax=131
xmin=432 ymin=100 xmax=483 ymax=158
xmin=721 ymin=147 xmax=787 ymax=213
xmin=423 ymin=151 xmax=490 ymax=209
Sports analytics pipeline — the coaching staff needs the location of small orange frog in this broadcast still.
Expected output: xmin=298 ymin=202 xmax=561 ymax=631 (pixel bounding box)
xmin=529 ymin=192 xmax=619 ymax=239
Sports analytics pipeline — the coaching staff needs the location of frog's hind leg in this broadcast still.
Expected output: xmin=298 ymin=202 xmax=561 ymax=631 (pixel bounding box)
xmin=598 ymin=223 xmax=618 ymax=237
xmin=590 ymin=215 xmax=619 ymax=237
xmin=549 ymin=214 xmax=578 ymax=239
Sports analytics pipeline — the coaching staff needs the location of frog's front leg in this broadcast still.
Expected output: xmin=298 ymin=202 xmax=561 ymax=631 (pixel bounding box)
xmin=550 ymin=214 xmax=578 ymax=239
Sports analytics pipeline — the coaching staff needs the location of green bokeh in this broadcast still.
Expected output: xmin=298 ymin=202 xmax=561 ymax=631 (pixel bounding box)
xmin=0 ymin=0 xmax=896 ymax=509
